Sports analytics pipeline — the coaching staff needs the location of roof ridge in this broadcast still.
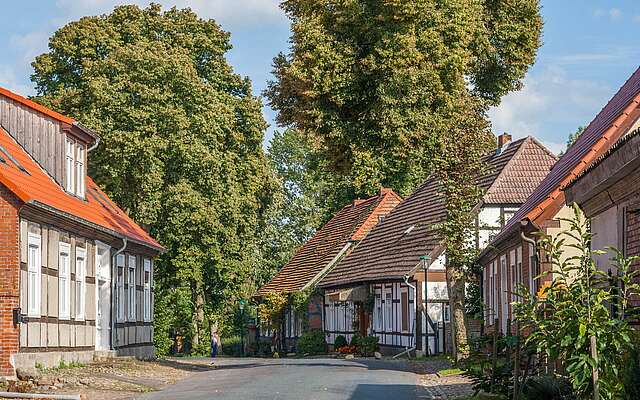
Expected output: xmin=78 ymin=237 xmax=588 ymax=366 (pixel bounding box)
xmin=483 ymin=138 xmax=530 ymax=202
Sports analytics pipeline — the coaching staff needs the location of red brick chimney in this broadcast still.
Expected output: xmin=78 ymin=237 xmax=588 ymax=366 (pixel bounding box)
xmin=497 ymin=133 xmax=512 ymax=148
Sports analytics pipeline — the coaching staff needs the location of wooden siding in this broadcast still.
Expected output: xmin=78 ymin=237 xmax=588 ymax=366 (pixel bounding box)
xmin=0 ymin=95 xmax=67 ymax=186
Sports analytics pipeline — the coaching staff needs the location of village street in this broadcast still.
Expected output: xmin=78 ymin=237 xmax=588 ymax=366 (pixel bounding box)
xmin=141 ymin=357 xmax=431 ymax=400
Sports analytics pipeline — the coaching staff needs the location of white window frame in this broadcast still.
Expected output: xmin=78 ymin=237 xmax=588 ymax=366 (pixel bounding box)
xmin=143 ymin=258 xmax=152 ymax=322
xmin=58 ymin=242 xmax=71 ymax=320
xmin=128 ymin=255 xmax=136 ymax=321
xmin=75 ymin=247 xmax=86 ymax=320
xmin=27 ymin=233 xmax=42 ymax=317
xmin=116 ymin=254 xmax=125 ymax=322
xmin=374 ymin=292 xmax=382 ymax=331
xmin=384 ymin=290 xmax=392 ymax=332
xmin=75 ymin=143 xmax=85 ymax=197
xmin=65 ymin=137 xmax=75 ymax=193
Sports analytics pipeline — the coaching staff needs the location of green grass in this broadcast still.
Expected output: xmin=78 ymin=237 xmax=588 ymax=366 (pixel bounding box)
xmin=438 ymin=367 xmax=464 ymax=376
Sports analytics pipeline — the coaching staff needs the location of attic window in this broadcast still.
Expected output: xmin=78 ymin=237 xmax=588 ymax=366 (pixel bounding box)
xmin=378 ymin=215 xmax=385 ymax=223
xmin=402 ymin=225 xmax=416 ymax=236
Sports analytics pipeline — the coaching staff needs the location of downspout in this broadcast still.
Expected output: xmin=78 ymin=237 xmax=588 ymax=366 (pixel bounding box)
xmin=87 ymin=136 xmax=100 ymax=152
xmin=520 ymin=220 xmax=540 ymax=294
xmin=393 ymin=275 xmax=418 ymax=359
xmin=111 ymin=238 xmax=127 ymax=352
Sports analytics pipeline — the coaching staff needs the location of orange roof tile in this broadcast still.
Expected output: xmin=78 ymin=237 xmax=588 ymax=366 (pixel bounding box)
xmin=256 ymin=189 xmax=401 ymax=295
xmin=0 ymin=126 xmax=162 ymax=251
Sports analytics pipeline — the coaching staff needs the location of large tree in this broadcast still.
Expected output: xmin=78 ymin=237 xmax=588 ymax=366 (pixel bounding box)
xmin=266 ymin=0 xmax=542 ymax=359
xmin=31 ymin=4 xmax=277 ymax=354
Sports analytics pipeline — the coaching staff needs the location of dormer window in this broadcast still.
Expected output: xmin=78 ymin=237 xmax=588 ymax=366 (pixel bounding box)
xmin=76 ymin=144 xmax=85 ymax=197
xmin=65 ymin=137 xmax=75 ymax=193
xmin=65 ymin=135 xmax=86 ymax=198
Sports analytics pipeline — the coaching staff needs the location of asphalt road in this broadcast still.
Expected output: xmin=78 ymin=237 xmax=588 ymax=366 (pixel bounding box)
xmin=141 ymin=357 xmax=425 ymax=400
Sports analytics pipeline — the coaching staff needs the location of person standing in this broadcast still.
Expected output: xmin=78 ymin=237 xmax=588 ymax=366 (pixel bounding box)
xmin=211 ymin=333 xmax=219 ymax=358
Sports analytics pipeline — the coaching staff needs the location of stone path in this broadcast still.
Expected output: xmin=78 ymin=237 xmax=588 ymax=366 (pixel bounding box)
xmin=410 ymin=359 xmax=474 ymax=400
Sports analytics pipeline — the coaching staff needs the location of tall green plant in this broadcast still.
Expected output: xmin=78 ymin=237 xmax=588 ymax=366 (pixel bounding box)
xmin=513 ymin=204 xmax=640 ymax=400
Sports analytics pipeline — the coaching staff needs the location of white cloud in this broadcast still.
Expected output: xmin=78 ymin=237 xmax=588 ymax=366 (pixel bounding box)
xmin=488 ymin=65 xmax=612 ymax=153
xmin=0 ymin=65 xmax=35 ymax=95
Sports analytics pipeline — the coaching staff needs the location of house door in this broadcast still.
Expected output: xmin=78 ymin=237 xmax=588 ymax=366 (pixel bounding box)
xmin=95 ymin=243 xmax=111 ymax=350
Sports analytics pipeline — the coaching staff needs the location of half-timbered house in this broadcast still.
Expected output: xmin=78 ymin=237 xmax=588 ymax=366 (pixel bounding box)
xmin=478 ymin=67 xmax=640 ymax=335
xmin=255 ymin=189 xmax=401 ymax=351
xmin=319 ymin=134 xmax=557 ymax=355
xmin=0 ymin=87 xmax=163 ymax=378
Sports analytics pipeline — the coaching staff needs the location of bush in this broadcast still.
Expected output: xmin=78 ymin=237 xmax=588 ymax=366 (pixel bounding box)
xmin=298 ymin=330 xmax=327 ymax=355
xmin=334 ymin=335 xmax=347 ymax=349
xmin=350 ymin=334 xmax=361 ymax=346
xmin=523 ymin=375 xmax=576 ymax=400
xmin=356 ymin=336 xmax=379 ymax=357
xmin=623 ymin=343 xmax=640 ymax=399
xmin=221 ymin=336 xmax=243 ymax=356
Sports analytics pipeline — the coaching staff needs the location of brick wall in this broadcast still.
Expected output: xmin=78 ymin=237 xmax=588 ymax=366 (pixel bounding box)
xmin=627 ymin=208 xmax=640 ymax=294
xmin=0 ymin=184 xmax=21 ymax=377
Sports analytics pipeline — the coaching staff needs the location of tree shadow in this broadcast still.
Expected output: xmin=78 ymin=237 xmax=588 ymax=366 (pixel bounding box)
xmin=349 ymin=384 xmax=420 ymax=400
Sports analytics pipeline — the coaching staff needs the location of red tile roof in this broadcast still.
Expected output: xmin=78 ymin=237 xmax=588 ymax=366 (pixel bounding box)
xmin=0 ymin=126 xmax=162 ymax=251
xmin=256 ymin=189 xmax=402 ymax=296
xmin=481 ymin=67 xmax=640 ymax=255
xmin=319 ymin=137 xmax=556 ymax=287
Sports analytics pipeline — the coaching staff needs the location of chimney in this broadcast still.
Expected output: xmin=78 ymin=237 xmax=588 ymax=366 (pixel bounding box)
xmin=497 ymin=133 xmax=512 ymax=148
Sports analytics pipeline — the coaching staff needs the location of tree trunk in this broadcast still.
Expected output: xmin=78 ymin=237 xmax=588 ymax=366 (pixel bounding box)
xmin=191 ymin=280 xmax=205 ymax=351
xmin=447 ymin=265 xmax=469 ymax=362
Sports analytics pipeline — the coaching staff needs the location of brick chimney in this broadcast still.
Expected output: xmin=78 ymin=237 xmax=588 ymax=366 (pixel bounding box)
xmin=497 ymin=133 xmax=512 ymax=148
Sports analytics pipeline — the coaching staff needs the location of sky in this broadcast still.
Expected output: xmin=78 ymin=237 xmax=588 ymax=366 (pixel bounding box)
xmin=0 ymin=1 xmax=639 ymax=155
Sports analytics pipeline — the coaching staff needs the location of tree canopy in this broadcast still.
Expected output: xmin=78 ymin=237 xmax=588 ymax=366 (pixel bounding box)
xmin=31 ymin=3 xmax=277 ymax=353
xmin=266 ymin=0 xmax=543 ymax=197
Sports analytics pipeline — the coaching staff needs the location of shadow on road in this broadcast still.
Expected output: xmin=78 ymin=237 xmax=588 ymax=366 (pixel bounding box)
xmin=205 ymin=358 xmax=414 ymax=373
xmin=350 ymin=384 xmax=418 ymax=400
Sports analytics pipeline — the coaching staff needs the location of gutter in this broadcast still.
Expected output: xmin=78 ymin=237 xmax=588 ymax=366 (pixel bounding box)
xmin=27 ymin=200 xmax=165 ymax=253
xmin=111 ymin=238 xmax=127 ymax=351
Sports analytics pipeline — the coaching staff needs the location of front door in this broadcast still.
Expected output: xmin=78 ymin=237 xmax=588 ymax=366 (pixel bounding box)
xmin=95 ymin=243 xmax=111 ymax=350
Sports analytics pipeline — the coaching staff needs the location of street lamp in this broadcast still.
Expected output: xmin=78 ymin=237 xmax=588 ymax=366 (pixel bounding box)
xmin=239 ymin=299 xmax=246 ymax=357
xmin=420 ymin=255 xmax=431 ymax=355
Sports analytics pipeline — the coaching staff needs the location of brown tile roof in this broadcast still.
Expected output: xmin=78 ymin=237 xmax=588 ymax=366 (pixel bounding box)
xmin=319 ymin=137 xmax=556 ymax=287
xmin=256 ymin=188 xmax=401 ymax=296
xmin=480 ymin=67 xmax=640 ymax=257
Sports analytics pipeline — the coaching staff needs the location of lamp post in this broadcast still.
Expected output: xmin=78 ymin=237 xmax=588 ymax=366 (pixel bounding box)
xmin=420 ymin=255 xmax=431 ymax=355
xmin=239 ymin=299 xmax=246 ymax=357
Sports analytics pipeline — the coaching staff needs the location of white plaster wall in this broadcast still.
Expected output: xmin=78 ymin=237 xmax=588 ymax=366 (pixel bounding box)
xmin=591 ymin=206 xmax=620 ymax=274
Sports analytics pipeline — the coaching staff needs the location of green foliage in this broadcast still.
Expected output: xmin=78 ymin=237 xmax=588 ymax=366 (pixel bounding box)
xmin=30 ymin=3 xmax=278 ymax=352
xmin=462 ymin=334 xmax=518 ymax=397
xmin=267 ymin=0 xmax=542 ymax=198
xmin=257 ymin=291 xmax=289 ymax=338
xmin=513 ymin=204 xmax=640 ymax=400
xmin=297 ymin=330 xmax=328 ymax=355
xmin=221 ymin=336 xmax=243 ymax=357
xmin=566 ymin=126 xmax=586 ymax=150
xmin=350 ymin=334 xmax=361 ymax=347
xmin=622 ymin=337 xmax=640 ymax=399
xmin=334 ymin=335 xmax=348 ymax=349
xmin=356 ymin=336 xmax=380 ymax=357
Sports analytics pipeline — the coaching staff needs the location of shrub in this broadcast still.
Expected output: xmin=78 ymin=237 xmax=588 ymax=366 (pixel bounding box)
xmin=623 ymin=341 xmax=640 ymax=399
xmin=221 ymin=336 xmax=243 ymax=356
xmin=334 ymin=335 xmax=347 ymax=349
xmin=350 ymin=334 xmax=361 ymax=346
xmin=356 ymin=336 xmax=379 ymax=357
xmin=298 ymin=330 xmax=327 ymax=355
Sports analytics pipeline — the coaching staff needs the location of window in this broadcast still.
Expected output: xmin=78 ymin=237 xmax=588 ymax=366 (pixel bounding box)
xmin=374 ymin=293 xmax=382 ymax=331
xmin=65 ymin=137 xmax=75 ymax=193
xmin=401 ymin=289 xmax=409 ymax=332
xmin=27 ymin=233 xmax=42 ymax=317
xmin=58 ymin=242 xmax=71 ymax=320
xmin=75 ymin=247 xmax=86 ymax=320
xmin=116 ymin=254 xmax=125 ymax=322
xmin=384 ymin=292 xmax=392 ymax=331
xmin=75 ymin=144 xmax=85 ymax=197
xmin=128 ymin=255 xmax=136 ymax=320
xmin=143 ymin=258 xmax=152 ymax=322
